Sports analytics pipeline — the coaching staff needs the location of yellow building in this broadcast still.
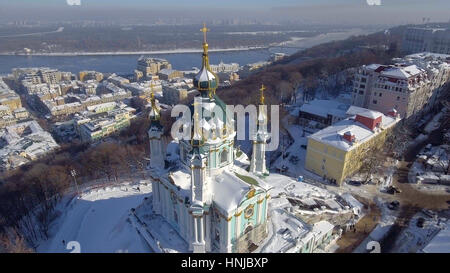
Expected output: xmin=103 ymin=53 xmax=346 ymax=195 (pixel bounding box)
xmin=305 ymin=109 xmax=400 ymax=186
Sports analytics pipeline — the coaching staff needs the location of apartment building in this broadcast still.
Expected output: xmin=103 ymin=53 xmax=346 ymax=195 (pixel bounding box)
xmin=402 ymin=27 xmax=450 ymax=55
xmin=351 ymin=53 xmax=450 ymax=121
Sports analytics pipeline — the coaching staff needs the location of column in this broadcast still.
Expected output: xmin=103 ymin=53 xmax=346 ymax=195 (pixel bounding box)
xmin=257 ymin=199 xmax=262 ymax=224
xmin=193 ymin=216 xmax=199 ymax=243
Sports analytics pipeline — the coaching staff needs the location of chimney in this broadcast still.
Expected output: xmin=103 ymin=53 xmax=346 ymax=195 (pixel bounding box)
xmin=355 ymin=113 xmax=382 ymax=131
xmin=343 ymin=131 xmax=355 ymax=143
xmin=387 ymin=108 xmax=398 ymax=118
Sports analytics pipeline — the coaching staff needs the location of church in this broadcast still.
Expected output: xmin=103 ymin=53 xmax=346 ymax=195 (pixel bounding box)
xmin=147 ymin=24 xmax=271 ymax=253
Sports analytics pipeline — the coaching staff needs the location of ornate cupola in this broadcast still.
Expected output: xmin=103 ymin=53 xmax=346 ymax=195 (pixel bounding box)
xmin=193 ymin=23 xmax=219 ymax=98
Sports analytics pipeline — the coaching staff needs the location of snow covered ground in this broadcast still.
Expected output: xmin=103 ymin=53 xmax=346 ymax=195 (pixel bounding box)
xmin=353 ymin=197 xmax=399 ymax=253
xmin=37 ymin=182 xmax=152 ymax=253
xmin=390 ymin=211 xmax=448 ymax=253
xmin=258 ymin=173 xmax=362 ymax=253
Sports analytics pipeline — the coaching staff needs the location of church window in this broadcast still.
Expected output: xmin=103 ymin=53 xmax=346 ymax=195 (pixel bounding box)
xmin=244 ymin=205 xmax=254 ymax=219
xmin=244 ymin=225 xmax=253 ymax=234
xmin=174 ymin=210 xmax=178 ymax=223
xmin=220 ymin=149 xmax=228 ymax=164
xmin=170 ymin=191 xmax=177 ymax=205
xmin=215 ymin=229 xmax=220 ymax=244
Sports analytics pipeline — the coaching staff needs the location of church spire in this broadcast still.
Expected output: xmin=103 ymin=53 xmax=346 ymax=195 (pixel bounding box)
xmin=194 ymin=23 xmax=219 ymax=97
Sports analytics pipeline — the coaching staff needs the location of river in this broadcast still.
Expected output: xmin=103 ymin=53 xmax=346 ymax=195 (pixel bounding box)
xmin=0 ymin=47 xmax=299 ymax=76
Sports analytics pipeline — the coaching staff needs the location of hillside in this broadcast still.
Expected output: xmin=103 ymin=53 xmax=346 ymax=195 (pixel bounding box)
xmin=217 ymin=25 xmax=407 ymax=106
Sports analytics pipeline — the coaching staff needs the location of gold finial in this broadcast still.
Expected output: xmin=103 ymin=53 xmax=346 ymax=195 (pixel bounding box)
xmin=150 ymin=81 xmax=155 ymax=101
xmin=149 ymin=81 xmax=160 ymax=119
xmin=200 ymin=23 xmax=209 ymax=44
xmin=259 ymin=84 xmax=266 ymax=105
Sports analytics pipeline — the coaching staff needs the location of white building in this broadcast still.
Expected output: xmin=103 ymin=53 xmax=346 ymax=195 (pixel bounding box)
xmin=402 ymin=27 xmax=450 ymax=55
xmin=351 ymin=53 xmax=450 ymax=121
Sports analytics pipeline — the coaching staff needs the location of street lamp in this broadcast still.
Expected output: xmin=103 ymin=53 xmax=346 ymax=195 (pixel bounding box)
xmin=70 ymin=169 xmax=80 ymax=196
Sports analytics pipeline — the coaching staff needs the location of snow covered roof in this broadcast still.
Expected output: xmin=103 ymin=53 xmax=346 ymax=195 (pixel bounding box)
xmin=381 ymin=65 xmax=424 ymax=79
xmin=423 ymin=223 xmax=450 ymax=253
xmin=312 ymin=221 xmax=334 ymax=236
xmin=308 ymin=112 xmax=399 ymax=151
xmin=356 ymin=108 xmax=382 ymax=119
xmin=346 ymin=105 xmax=373 ymax=117
xmin=299 ymin=99 xmax=350 ymax=119
xmin=212 ymin=171 xmax=254 ymax=213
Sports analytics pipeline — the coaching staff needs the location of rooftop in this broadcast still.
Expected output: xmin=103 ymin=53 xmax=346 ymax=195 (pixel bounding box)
xmin=299 ymin=99 xmax=350 ymax=119
xmin=308 ymin=110 xmax=399 ymax=151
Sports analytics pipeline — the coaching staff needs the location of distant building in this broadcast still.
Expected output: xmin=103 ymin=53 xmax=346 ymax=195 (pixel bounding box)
xmin=107 ymin=74 xmax=130 ymax=87
xmin=134 ymin=69 xmax=144 ymax=82
xmin=209 ymin=61 xmax=240 ymax=73
xmin=270 ymin=53 xmax=288 ymax=62
xmin=79 ymin=70 xmax=104 ymax=82
xmin=305 ymin=109 xmax=400 ymax=185
xmin=79 ymin=80 xmax=98 ymax=95
xmin=402 ymin=27 xmax=450 ymax=55
xmin=158 ymin=69 xmax=184 ymax=81
xmin=0 ymin=79 xmax=22 ymax=112
xmin=78 ymin=105 xmax=136 ymax=142
xmin=162 ymin=85 xmax=188 ymax=105
xmin=0 ymin=120 xmax=59 ymax=171
xmin=137 ymin=57 xmax=172 ymax=78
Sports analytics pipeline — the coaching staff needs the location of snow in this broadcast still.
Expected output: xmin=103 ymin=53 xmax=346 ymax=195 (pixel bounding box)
xmin=298 ymin=99 xmax=349 ymax=119
xmin=260 ymin=208 xmax=309 ymax=253
xmin=308 ymin=113 xmax=398 ymax=151
xmin=38 ymin=183 xmax=152 ymax=253
xmin=353 ymin=197 xmax=398 ymax=253
xmin=212 ymin=170 xmax=253 ymax=212
xmin=381 ymin=65 xmax=423 ymax=79
xmin=423 ymin=223 xmax=450 ymax=253
xmin=390 ymin=211 xmax=447 ymax=253
xmin=423 ymin=111 xmax=443 ymax=133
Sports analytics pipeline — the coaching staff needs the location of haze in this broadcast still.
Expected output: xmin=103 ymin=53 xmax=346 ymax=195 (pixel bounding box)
xmin=0 ymin=0 xmax=449 ymax=26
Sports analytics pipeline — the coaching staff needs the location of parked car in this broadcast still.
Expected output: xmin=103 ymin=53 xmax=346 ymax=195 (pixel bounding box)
xmin=386 ymin=186 xmax=401 ymax=195
xmin=388 ymin=201 xmax=400 ymax=210
xmin=417 ymin=217 xmax=425 ymax=228
xmin=348 ymin=180 xmax=362 ymax=186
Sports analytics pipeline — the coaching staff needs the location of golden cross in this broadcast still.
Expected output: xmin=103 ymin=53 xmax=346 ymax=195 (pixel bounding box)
xmin=260 ymin=84 xmax=266 ymax=104
xmin=200 ymin=23 xmax=209 ymax=44
xmin=150 ymin=81 xmax=155 ymax=100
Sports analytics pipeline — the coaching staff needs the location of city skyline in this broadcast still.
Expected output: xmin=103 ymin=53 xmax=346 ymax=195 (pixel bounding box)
xmin=0 ymin=0 xmax=449 ymax=25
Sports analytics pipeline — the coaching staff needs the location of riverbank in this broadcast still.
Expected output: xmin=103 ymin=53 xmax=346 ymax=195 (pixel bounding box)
xmin=0 ymin=46 xmax=268 ymax=57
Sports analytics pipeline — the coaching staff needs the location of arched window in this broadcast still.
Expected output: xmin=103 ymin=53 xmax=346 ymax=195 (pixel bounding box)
xmin=174 ymin=210 xmax=178 ymax=223
xmin=221 ymin=149 xmax=228 ymax=164
xmin=244 ymin=225 xmax=253 ymax=234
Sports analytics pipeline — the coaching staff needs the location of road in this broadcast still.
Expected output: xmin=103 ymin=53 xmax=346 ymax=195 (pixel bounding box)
xmin=0 ymin=27 xmax=64 ymax=38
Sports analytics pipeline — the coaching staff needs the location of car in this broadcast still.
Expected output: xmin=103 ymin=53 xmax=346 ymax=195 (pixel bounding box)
xmin=417 ymin=217 xmax=425 ymax=228
xmin=386 ymin=186 xmax=401 ymax=194
xmin=348 ymin=180 xmax=362 ymax=186
xmin=388 ymin=201 xmax=400 ymax=210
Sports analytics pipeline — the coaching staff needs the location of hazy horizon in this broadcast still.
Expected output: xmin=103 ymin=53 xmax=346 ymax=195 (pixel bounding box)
xmin=0 ymin=0 xmax=449 ymax=26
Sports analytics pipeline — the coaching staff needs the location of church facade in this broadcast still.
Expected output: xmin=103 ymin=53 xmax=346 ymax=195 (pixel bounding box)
xmin=147 ymin=25 xmax=270 ymax=253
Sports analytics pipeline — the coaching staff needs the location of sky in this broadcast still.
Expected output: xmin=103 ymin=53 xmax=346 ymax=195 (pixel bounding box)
xmin=0 ymin=0 xmax=449 ymax=25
